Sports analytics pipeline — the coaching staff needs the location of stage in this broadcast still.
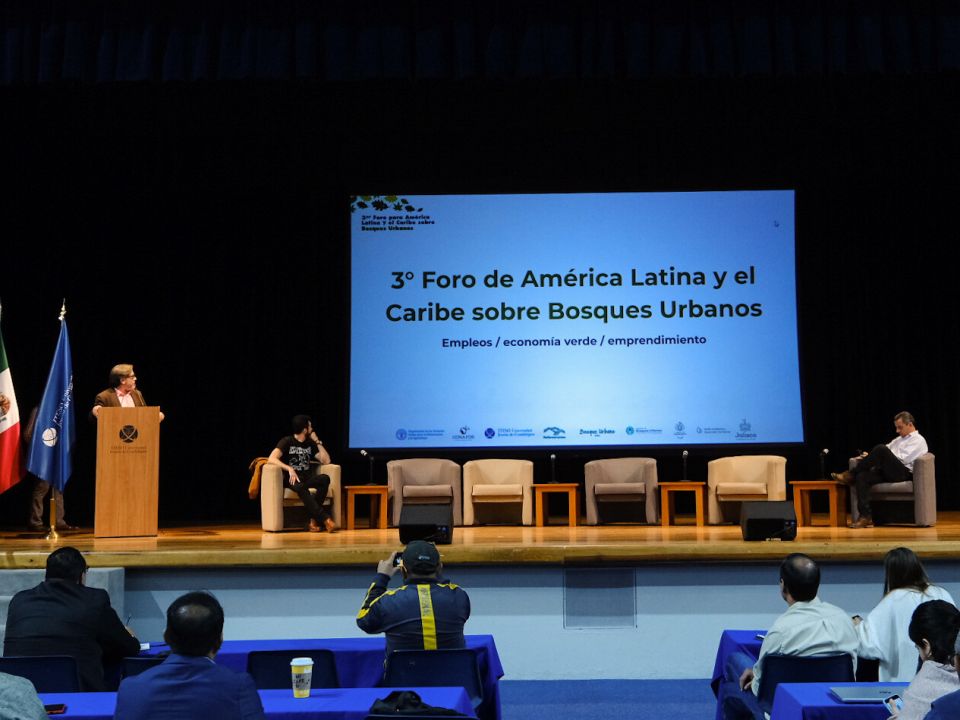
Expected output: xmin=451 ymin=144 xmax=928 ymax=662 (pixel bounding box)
xmin=3 ymin=513 xmax=960 ymax=570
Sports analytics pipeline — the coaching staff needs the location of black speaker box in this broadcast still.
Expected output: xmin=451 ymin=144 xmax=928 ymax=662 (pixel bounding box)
xmin=740 ymin=501 xmax=797 ymax=541
xmin=398 ymin=504 xmax=454 ymax=545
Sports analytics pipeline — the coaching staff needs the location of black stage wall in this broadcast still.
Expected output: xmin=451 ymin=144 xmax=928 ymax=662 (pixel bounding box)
xmin=1 ymin=2 xmax=958 ymax=525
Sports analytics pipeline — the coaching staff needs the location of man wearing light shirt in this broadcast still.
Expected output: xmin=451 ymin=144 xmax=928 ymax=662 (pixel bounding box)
xmin=832 ymin=411 xmax=927 ymax=529
xmin=721 ymin=554 xmax=858 ymax=720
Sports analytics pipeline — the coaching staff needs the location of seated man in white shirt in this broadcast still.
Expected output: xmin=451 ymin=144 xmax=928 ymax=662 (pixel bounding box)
xmin=832 ymin=411 xmax=928 ymax=529
xmin=722 ymin=554 xmax=858 ymax=720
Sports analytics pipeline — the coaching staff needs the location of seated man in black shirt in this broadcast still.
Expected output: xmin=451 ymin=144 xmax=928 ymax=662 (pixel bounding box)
xmin=267 ymin=414 xmax=336 ymax=533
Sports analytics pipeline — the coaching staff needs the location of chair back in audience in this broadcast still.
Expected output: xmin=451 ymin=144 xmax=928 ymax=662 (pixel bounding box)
xmin=756 ymin=653 xmax=854 ymax=712
xmin=121 ymin=655 xmax=166 ymax=678
xmin=0 ymin=655 xmax=81 ymax=692
xmin=382 ymin=648 xmax=483 ymax=710
xmin=246 ymin=649 xmax=340 ymax=689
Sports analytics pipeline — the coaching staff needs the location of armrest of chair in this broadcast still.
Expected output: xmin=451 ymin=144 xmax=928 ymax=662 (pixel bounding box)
xmin=766 ymin=457 xmax=786 ymax=500
xmin=911 ymin=453 xmax=936 ymax=527
xmin=261 ymin=464 xmax=285 ymax=531
xmin=321 ymin=464 xmax=342 ymax=528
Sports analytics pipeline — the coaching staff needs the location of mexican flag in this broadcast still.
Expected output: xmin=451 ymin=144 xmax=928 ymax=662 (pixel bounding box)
xmin=0 ymin=321 xmax=24 ymax=494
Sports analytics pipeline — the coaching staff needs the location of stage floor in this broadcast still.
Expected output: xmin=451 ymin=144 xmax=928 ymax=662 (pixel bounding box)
xmin=4 ymin=513 xmax=960 ymax=569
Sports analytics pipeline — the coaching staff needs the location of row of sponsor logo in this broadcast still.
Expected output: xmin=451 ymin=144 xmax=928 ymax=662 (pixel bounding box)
xmin=395 ymin=419 xmax=759 ymax=442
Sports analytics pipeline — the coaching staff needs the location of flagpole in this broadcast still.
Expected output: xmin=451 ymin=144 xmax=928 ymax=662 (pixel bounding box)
xmin=44 ymin=300 xmax=67 ymax=541
xmin=45 ymin=491 xmax=59 ymax=541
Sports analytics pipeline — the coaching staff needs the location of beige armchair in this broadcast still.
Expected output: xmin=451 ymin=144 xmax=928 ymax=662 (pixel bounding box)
xmin=849 ymin=452 xmax=936 ymax=527
xmin=584 ymin=458 xmax=658 ymax=525
xmin=462 ymin=459 xmax=534 ymax=526
xmin=387 ymin=458 xmax=462 ymax=527
xmin=707 ymin=455 xmax=786 ymax=525
xmin=260 ymin=463 xmax=341 ymax=532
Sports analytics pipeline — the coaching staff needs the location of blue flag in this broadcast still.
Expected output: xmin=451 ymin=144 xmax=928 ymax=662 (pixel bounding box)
xmin=26 ymin=318 xmax=75 ymax=491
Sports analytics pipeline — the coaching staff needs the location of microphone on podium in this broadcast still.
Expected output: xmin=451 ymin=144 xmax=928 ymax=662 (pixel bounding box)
xmin=819 ymin=448 xmax=829 ymax=480
xmin=549 ymin=453 xmax=557 ymax=484
xmin=682 ymin=449 xmax=688 ymax=481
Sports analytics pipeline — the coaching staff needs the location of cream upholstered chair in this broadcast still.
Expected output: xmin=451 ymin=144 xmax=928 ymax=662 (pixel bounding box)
xmin=849 ymin=452 xmax=936 ymax=527
xmin=260 ymin=463 xmax=341 ymax=532
xmin=707 ymin=455 xmax=786 ymax=525
xmin=462 ymin=459 xmax=534 ymax=526
xmin=584 ymin=458 xmax=659 ymax=525
xmin=387 ymin=458 xmax=462 ymax=526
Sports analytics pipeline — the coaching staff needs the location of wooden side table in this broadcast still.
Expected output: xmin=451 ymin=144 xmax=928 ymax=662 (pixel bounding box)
xmin=533 ymin=483 xmax=579 ymax=527
xmin=660 ymin=481 xmax=706 ymax=527
xmin=790 ymin=480 xmax=847 ymax=527
xmin=345 ymin=485 xmax=389 ymax=530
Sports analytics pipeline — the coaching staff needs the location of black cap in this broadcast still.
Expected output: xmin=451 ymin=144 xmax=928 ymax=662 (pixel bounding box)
xmin=401 ymin=541 xmax=440 ymax=575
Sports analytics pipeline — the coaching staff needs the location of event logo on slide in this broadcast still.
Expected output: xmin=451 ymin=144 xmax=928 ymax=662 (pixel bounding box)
xmin=674 ymin=422 xmax=687 ymax=438
xmin=350 ymin=195 xmax=423 ymax=214
xmin=484 ymin=428 xmax=496 ymax=439
xmin=736 ymin=418 xmax=758 ymax=440
xmin=395 ymin=429 xmax=408 ymax=441
xmin=351 ymin=195 xmax=435 ymax=233
xmin=452 ymin=426 xmax=475 ymax=441
xmin=542 ymin=426 xmax=566 ymax=440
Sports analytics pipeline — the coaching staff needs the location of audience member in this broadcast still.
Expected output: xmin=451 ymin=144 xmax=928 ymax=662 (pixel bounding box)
xmin=114 ymin=591 xmax=264 ymax=720
xmin=923 ymin=628 xmax=960 ymax=720
xmin=885 ymin=600 xmax=960 ymax=720
xmin=0 ymin=671 xmax=47 ymax=720
xmin=3 ymin=546 xmax=140 ymax=691
xmin=357 ymin=540 xmax=471 ymax=659
xmin=722 ymin=553 xmax=858 ymax=720
xmin=855 ymin=548 xmax=955 ymax=681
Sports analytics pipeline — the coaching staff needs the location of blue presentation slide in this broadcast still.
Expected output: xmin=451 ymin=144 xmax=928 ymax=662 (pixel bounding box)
xmin=349 ymin=191 xmax=802 ymax=449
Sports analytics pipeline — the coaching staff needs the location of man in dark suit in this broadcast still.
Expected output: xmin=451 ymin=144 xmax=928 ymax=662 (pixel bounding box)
xmin=90 ymin=364 xmax=163 ymax=420
xmin=3 ymin=546 xmax=141 ymax=691
xmin=114 ymin=591 xmax=264 ymax=720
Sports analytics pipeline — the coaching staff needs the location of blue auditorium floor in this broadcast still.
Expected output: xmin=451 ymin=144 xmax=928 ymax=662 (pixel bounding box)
xmin=500 ymin=678 xmax=715 ymax=719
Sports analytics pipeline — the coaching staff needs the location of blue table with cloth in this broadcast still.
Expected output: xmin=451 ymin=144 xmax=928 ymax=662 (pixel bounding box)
xmin=769 ymin=682 xmax=907 ymax=720
xmin=142 ymin=635 xmax=503 ymax=720
xmin=40 ymin=687 xmax=476 ymax=720
xmin=710 ymin=629 xmax=764 ymax=720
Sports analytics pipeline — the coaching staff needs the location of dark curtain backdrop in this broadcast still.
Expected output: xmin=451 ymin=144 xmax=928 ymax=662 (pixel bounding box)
xmin=2 ymin=1 xmax=960 ymax=84
xmin=2 ymin=2 xmax=958 ymax=525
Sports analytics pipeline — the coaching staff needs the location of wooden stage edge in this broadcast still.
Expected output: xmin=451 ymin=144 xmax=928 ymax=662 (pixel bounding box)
xmin=4 ymin=513 xmax=960 ymax=570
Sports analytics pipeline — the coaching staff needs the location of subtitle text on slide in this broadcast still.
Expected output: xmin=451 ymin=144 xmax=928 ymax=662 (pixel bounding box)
xmin=441 ymin=335 xmax=708 ymax=349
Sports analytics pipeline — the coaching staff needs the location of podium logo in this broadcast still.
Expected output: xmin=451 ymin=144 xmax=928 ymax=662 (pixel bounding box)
xmin=119 ymin=425 xmax=139 ymax=443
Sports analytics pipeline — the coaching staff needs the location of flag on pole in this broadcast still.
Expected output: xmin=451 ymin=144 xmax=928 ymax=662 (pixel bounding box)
xmin=0 ymin=305 xmax=24 ymax=494
xmin=26 ymin=305 xmax=75 ymax=492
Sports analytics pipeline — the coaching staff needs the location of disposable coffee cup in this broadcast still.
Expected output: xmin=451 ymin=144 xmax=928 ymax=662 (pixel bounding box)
xmin=290 ymin=657 xmax=314 ymax=698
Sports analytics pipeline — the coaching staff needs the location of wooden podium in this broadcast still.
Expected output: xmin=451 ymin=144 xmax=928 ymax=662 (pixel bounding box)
xmin=95 ymin=406 xmax=160 ymax=538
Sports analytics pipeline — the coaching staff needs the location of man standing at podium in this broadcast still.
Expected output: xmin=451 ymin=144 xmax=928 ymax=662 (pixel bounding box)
xmin=268 ymin=414 xmax=337 ymax=533
xmin=90 ymin=364 xmax=163 ymax=421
